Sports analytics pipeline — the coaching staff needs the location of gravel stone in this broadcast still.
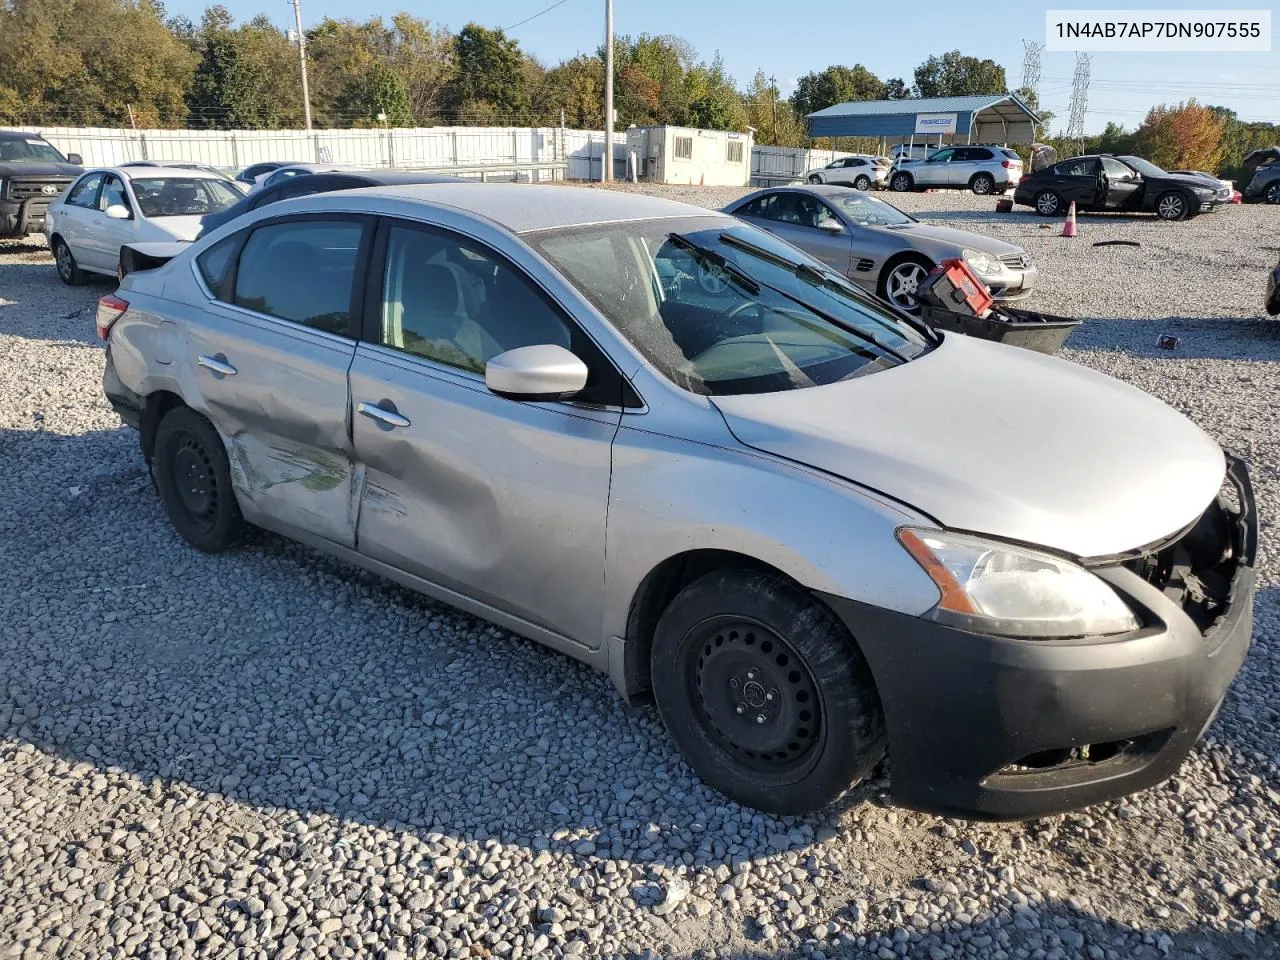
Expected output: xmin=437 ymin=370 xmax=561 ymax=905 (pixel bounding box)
xmin=1 ymin=190 xmax=1278 ymax=959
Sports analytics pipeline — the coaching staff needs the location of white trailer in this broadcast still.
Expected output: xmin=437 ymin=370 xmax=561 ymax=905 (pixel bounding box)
xmin=625 ymin=125 xmax=753 ymax=186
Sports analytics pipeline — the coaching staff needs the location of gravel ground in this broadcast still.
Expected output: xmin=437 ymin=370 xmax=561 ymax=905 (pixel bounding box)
xmin=1 ymin=189 xmax=1279 ymax=960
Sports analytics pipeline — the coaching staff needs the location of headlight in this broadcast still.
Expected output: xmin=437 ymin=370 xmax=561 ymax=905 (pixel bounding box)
xmin=897 ymin=528 xmax=1140 ymax=638
xmin=961 ymin=248 xmax=1001 ymax=275
xmin=1194 ymin=186 xmax=1214 ymax=196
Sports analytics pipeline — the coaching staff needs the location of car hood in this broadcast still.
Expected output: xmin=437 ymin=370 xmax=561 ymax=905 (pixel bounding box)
xmin=150 ymin=216 xmax=206 ymax=242
xmin=0 ymin=161 xmax=82 ymax=178
xmin=872 ymin=222 xmax=1025 ymax=257
xmin=711 ymin=333 xmax=1224 ymax=558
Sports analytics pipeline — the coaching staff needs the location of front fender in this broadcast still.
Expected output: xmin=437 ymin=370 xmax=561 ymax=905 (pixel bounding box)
xmin=601 ymin=423 xmax=943 ymax=644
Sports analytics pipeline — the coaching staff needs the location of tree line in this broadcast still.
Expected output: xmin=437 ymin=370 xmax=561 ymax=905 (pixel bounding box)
xmin=0 ymin=0 xmax=1274 ymax=178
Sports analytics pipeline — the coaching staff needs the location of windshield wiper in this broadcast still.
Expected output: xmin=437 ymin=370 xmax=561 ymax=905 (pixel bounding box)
xmin=718 ymin=233 xmax=941 ymax=349
xmin=667 ymin=232 xmax=760 ymax=294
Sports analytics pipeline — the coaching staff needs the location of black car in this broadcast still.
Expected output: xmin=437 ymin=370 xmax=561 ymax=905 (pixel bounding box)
xmin=197 ymin=169 xmax=470 ymax=239
xmin=0 ymin=130 xmax=83 ymax=239
xmin=1013 ymin=154 xmax=1229 ymax=221
xmin=1242 ymin=147 xmax=1280 ymax=204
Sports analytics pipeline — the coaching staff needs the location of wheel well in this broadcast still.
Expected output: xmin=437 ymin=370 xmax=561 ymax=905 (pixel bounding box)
xmin=622 ymin=550 xmax=793 ymax=701
xmin=969 ymin=171 xmax=993 ymax=184
xmin=140 ymin=390 xmax=186 ymax=461
xmin=877 ymin=251 xmax=933 ymax=293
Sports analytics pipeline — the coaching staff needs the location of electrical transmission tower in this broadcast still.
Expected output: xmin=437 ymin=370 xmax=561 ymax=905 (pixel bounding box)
xmin=1066 ymin=53 xmax=1092 ymax=154
xmin=1020 ymin=41 xmax=1044 ymax=136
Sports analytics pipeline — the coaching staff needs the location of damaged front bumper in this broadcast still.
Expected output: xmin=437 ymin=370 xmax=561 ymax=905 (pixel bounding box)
xmin=822 ymin=454 xmax=1258 ymax=820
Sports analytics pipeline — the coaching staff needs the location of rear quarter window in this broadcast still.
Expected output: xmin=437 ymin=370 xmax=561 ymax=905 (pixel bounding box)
xmin=196 ymin=235 xmax=240 ymax=296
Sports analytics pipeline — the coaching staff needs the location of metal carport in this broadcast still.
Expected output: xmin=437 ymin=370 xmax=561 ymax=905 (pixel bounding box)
xmin=807 ymin=94 xmax=1040 ymax=146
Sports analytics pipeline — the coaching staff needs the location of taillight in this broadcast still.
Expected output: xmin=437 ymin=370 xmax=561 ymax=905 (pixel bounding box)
xmin=96 ymin=294 xmax=128 ymax=340
xmin=1002 ymin=160 xmax=1014 ymax=168
xmin=1018 ymin=175 xmax=1030 ymax=185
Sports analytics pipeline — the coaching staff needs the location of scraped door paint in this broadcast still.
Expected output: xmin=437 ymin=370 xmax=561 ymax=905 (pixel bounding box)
xmin=185 ymin=313 xmax=359 ymax=547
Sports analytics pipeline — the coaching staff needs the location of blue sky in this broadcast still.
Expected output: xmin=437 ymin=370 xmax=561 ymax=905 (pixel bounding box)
xmin=186 ymin=0 xmax=1280 ymax=132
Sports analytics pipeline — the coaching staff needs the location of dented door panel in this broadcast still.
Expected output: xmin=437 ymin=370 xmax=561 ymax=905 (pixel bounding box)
xmin=348 ymin=344 xmax=618 ymax=648
xmin=184 ymin=307 xmax=358 ymax=546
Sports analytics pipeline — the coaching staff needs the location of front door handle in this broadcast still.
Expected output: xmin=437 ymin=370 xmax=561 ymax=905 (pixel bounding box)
xmin=197 ymin=354 xmax=237 ymax=377
xmin=358 ymin=400 xmax=411 ymax=429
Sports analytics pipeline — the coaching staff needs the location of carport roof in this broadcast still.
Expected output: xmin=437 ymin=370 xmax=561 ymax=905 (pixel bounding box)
xmin=807 ymin=94 xmax=1039 ymax=140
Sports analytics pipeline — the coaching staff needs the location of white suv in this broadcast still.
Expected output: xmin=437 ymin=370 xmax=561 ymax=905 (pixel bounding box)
xmin=804 ymin=155 xmax=889 ymax=190
xmin=890 ymin=146 xmax=1024 ymax=195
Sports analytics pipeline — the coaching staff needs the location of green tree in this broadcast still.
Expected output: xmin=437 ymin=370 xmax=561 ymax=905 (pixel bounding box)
xmin=187 ymin=9 xmax=301 ymax=128
xmin=445 ymin=23 xmax=529 ymax=122
xmin=388 ymin=13 xmax=455 ymax=124
xmin=741 ymin=70 xmax=805 ymax=146
xmin=883 ymin=77 xmax=911 ymax=100
xmin=538 ymin=55 xmax=603 ymax=127
xmin=789 ymin=64 xmax=884 ymax=116
xmin=1130 ymin=100 xmax=1224 ymax=171
xmin=912 ymin=51 xmax=1006 ymax=98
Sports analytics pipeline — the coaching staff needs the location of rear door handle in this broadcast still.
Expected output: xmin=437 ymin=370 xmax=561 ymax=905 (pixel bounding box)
xmin=358 ymin=401 xmax=411 ymax=429
xmin=197 ymin=354 xmax=237 ymax=376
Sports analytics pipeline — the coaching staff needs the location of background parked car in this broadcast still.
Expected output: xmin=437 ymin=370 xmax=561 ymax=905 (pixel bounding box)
xmin=889 ymin=146 xmax=1023 ymax=195
xmin=197 ymin=169 xmax=470 ymax=238
xmin=724 ymin=185 xmax=1036 ymax=312
xmin=1014 ymin=154 xmax=1228 ymax=220
xmin=0 ymin=130 xmax=83 ymax=239
xmin=234 ymin=161 xmax=291 ymax=187
xmin=251 ymin=162 xmax=353 ymax=192
xmin=45 ymin=166 xmax=242 ymax=283
xmin=804 ymin=155 xmax=889 ymax=190
xmin=120 ymin=160 xmax=247 ymax=191
xmin=1242 ymin=149 xmax=1280 ymax=204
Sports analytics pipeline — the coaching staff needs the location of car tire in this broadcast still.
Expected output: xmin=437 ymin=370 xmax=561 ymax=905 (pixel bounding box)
xmin=808 ymin=174 xmax=824 ymax=184
xmin=970 ymin=173 xmax=995 ymax=195
xmin=1264 ymin=183 xmax=1280 ymax=204
xmin=53 ymin=237 xmax=87 ymax=285
xmin=854 ymin=175 xmax=872 ymax=191
xmin=890 ymin=172 xmax=913 ymax=192
xmin=1034 ymin=190 xmax=1063 ymax=216
xmin=651 ymin=568 xmax=886 ymax=815
xmin=153 ymin=405 xmax=243 ymax=553
xmin=1155 ymin=191 xmax=1189 ymax=221
xmin=877 ymin=254 xmax=933 ymax=314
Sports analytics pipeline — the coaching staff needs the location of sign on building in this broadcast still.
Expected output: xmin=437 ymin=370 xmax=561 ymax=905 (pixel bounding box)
xmin=914 ymin=113 xmax=958 ymax=135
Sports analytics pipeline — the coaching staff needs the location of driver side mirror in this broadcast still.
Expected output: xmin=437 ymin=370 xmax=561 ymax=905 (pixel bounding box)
xmin=485 ymin=344 xmax=588 ymax=401
xmin=104 ymin=204 xmax=131 ymax=220
xmin=67 ymin=153 xmax=83 ymax=166
xmin=817 ymin=219 xmax=844 ymax=233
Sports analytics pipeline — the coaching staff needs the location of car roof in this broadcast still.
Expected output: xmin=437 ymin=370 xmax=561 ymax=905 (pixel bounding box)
xmin=748 ymin=184 xmax=874 ymax=199
xmin=0 ymin=130 xmax=51 ymax=140
xmin=88 ymin=166 xmax=231 ymax=181
xmin=339 ymin=183 xmax=727 ymax=234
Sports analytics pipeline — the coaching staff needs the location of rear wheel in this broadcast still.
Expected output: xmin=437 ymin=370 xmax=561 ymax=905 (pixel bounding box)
xmin=53 ymin=237 xmax=87 ymax=285
xmin=808 ymin=174 xmax=823 ymax=184
xmin=854 ymin=174 xmax=872 ymax=191
xmin=890 ymin=172 xmax=913 ymax=192
xmin=971 ymin=173 xmax=995 ymax=195
xmin=651 ymin=569 xmax=885 ymax=815
xmin=153 ymin=406 xmax=243 ymax=553
xmin=1034 ymin=189 xmax=1063 ymax=216
xmin=1155 ymin=191 xmax=1189 ymax=221
xmin=1264 ymin=183 xmax=1280 ymax=204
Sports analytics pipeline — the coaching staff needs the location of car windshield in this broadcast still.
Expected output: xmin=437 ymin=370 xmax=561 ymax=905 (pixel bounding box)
xmin=834 ymin=193 xmax=914 ymax=226
xmin=0 ymin=138 xmax=66 ymax=163
xmin=527 ymin=216 xmax=932 ymax=397
xmin=131 ymin=177 xmax=242 ymax=218
xmin=1119 ymin=156 xmax=1166 ymax=178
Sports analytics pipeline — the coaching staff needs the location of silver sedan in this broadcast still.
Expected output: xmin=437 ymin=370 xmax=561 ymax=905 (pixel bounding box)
xmin=724 ymin=185 xmax=1036 ymax=312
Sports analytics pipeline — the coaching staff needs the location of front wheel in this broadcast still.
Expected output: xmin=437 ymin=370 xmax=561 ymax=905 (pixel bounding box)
xmin=854 ymin=174 xmax=871 ymax=191
xmin=1156 ymin=191 xmax=1189 ymax=221
xmin=53 ymin=237 xmax=87 ymax=285
xmin=971 ymin=173 xmax=995 ymax=195
xmin=153 ymin=406 xmax=244 ymax=553
xmin=651 ymin=569 xmax=885 ymax=815
xmin=878 ymin=255 xmax=933 ymax=313
xmin=890 ymin=172 xmax=913 ymax=192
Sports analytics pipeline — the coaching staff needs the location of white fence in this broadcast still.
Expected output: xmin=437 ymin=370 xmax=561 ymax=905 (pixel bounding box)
xmin=16 ymin=125 xmax=635 ymax=182
xmin=751 ymin=145 xmax=860 ymax=185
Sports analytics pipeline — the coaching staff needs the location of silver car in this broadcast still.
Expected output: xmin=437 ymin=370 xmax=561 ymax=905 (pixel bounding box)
xmin=724 ymin=185 xmax=1036 ymax=312
xmin=890 ymin=145 xmax=1024 ymax=195
xmin=100 ymin=184 xmax=1255 ymax=819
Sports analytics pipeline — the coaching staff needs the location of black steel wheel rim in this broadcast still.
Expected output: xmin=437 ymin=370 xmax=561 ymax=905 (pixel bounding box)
xmin=56 ymin=242 xmax=73 ymax=279
xmin=170 ymin=430 xmax=218 ymax=530
xmin=685 ymin=617 xmax=823 ymax=774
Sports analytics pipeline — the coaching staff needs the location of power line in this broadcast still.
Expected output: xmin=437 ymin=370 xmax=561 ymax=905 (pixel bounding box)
xmin=504 ymin=0 xmax=573 ymax=32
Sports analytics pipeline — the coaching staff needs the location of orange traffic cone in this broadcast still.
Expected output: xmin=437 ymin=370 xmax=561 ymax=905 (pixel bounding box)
xmin=1062 ymin=201 xmax=1078 ymax=237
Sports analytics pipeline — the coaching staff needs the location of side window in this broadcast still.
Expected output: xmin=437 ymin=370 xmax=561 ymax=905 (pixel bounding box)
xmin=929 ymin=149 xmax=955 ymax=163
xmin=99 ymin=175 xmax=130 ymax=214
xmin=1102 ymin=157 xmax=1132 ymax=178
xmin=673 ymin=137 xmax=693 ymax=160
xmin=1057 ymin=158 xmax=1099 ymax=178
xmin=378 ymin=224 xmax=572 ymax=375
xmin=794 ymin=195 xmax=839 ymax=229
xmin=66 ymin=172 xmax=104 ymax=208
xmin=233 ymin=219 xmax=363 ymax=335
xmin=197 ymin=234 xmax=240 ymax=296
xmin=966 ymin=148 xmax=994 ymax=162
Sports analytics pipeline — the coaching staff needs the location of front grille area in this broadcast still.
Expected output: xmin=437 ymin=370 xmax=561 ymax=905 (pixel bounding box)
xmin=7 ymin=179 xmax=72 ymax=201
xmin=999 ymin=253 xmax=1031 ymax=269
xmin=1121 ymin=477 xmax=1248 ymax=632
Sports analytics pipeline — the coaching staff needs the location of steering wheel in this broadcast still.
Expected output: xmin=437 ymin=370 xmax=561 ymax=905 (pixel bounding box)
xmin=697 ymin=260 xmax=730 ymax=295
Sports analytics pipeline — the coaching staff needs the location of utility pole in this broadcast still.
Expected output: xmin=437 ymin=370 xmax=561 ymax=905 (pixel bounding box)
xmin=602 ymin=0 xmax=614 ymax=182
xmin=768 ymin=75 xmax=778 ymax=145
xmin=289 ymin=0 xmax=313 ymax=131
